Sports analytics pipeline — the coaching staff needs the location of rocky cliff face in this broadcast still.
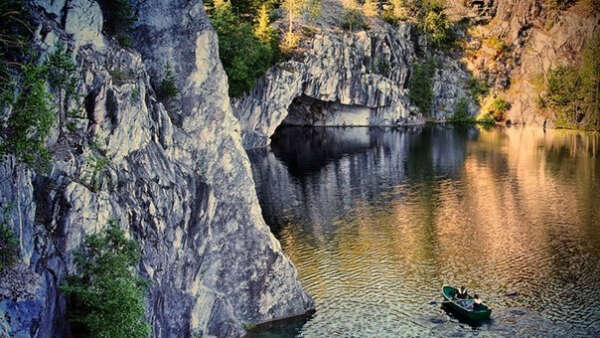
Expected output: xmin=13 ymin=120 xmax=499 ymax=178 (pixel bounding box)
xmin=0 ymin=1 xmax=313 ymax=337
xmin=232 ymin=21 xmax=477 ymax=149
xmin=457 ymin=0 xmax=599 ymax=125
xmin=232 ymin=0 xmax=599 ymax=148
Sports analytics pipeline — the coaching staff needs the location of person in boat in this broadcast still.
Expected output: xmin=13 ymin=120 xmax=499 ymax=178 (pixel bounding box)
xmin=456 ymin=286 xmax=468 ymax=299
xmin=472 ymin=294 xmax=485 ymax=310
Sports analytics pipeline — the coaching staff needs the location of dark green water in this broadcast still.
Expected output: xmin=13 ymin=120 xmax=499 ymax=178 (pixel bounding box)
xmin=248 ymin=125 xmax=600 ymax=337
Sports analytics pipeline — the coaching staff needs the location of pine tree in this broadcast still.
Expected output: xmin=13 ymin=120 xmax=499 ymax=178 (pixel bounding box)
xmin=282 ymin=0 xmax=307 ymax=34
xmin=363 ymin=0 xmax=378 ymax=17
xmin=254 ymin=4 xmax=274 ymax=44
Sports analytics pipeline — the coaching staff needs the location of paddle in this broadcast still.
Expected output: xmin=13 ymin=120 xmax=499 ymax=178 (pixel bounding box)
xmin=428 ymin=292 xmax=519 ymax=305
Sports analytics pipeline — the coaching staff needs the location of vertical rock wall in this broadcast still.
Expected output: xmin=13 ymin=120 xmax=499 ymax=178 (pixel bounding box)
xmin=232 ymin=23 xmax=477 ymax=149
xmin=0 ymin=0 xmax=313 ymax=337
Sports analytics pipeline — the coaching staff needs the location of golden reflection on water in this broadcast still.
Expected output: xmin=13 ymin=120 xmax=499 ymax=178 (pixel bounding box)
xmin=257 ymin=126 xmax=600 ymax=335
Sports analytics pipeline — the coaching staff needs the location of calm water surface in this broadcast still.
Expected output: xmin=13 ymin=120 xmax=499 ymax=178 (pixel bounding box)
xmin=247 ymin=125 xmax=600 ymax=337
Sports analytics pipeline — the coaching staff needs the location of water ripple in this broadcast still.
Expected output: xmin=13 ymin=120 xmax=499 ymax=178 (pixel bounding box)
xmin=248 ymin=126 xmax=600 ymax=337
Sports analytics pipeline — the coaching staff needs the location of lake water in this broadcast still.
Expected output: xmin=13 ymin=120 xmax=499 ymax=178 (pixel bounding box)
xmin=247 ymin=125 xmax=600 ymax=337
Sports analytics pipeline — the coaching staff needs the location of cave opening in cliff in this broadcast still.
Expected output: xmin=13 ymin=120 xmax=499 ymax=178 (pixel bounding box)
xmin=281 ymin=95 xmax=374 ymax=128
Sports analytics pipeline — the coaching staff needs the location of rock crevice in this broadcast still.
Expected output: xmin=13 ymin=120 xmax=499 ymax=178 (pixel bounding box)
xmin=0 ymin=1 xmax=314 ymax=337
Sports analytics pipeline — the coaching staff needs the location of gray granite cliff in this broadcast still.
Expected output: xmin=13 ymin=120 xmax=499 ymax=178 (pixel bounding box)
xmin=232 ymin=21 xmax=476 ymax=149
xmin=0 ymin=0 xmax=313 ymax=337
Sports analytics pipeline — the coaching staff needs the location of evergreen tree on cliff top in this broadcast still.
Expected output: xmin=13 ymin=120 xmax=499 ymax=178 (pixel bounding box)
xmin=209 ymin=0 xmax=277 ymax=97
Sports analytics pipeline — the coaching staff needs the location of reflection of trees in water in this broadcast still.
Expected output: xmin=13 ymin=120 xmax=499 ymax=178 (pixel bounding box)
xmin=249 ymin=125 xmax=477 ymax=237
xmin=248 ymin=125 xmax=600 ymax=335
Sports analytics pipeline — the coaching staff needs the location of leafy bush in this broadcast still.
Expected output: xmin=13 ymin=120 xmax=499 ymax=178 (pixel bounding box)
xmin=209 ymin=0 xmax=278 ymax=97
xmin=542 ymin=34 xmax=599 ymax=130
xmin=467 ymin=75 xmax=489 ymax=102
xmin=422 ymin=10 xmax=453 ymax=49
xmin=46 ymin=44 xmax=78 ymax=95
xmin=0 ymin=203 xmax=18 ymax=273
xmin=61 ymin=220 xmax=150 ymax=338
xmin=408 ymin=58 xmax=437 ymax=115
xmin=1 ymin=45 xmax=77 ymax=171
xmin=98 ymin=0 xmax=137 ymax=47
xmin=83 ymin=155 xmax=110 ymax=192
xmin=157 ymin=62 xmax=178 ymax=101
xmin=342 ymin=9 xmax=369 ymax=32
xmin=0 ymin=61 xmax=54 ymax=171
xmin=390 ymin=0 xmax=455 ymax=49
xmin=490 ymin=97 xmax=510 ymax=121
xmin=477 ymin=113 xmax=496 ymax=125
xmin=382 ymin=9 xmax=400 ymax=26
xmin=447 ymin=97 xmax=474 ymax=123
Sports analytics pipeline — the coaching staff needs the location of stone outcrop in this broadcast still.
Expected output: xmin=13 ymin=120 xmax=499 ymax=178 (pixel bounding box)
xmin=233 ymin=0 xmax=599 ymax=147
xmin=459 ymin=0 xmax=599 ymax=125
xmin=0 ymin=0 xmax=313 ymax=337
xmin=232 ymin=23 xmax=477 ymax=149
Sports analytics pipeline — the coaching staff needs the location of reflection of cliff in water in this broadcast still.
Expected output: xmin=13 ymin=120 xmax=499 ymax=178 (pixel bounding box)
xmin=247 ymin=125 xmax=478 ymax=234
xmin=248 ymin=126 xmax=600 ymax=336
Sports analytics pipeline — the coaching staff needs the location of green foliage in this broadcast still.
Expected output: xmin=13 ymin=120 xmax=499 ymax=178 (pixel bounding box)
xmin=209 ymin=0 xmax=278 ymax=97
xmin=490 ymin=97 xmax=510 ymax=120
xmin=61 ymin=220 xmax=150 ymax=338
xmin=1 ymin=45 xmax=77 ymax=171
xmin=543 ymin=0 xmax=576 ymax=29
xmin=447 ymin=97 xmax=474 ymax=123
xmin=255 ymin=4 xmax=275 ymax=44
xmin=98 ymin=0 xmax=137 ymax=47
xmin=477 ymin=113 xmax=496 ymax=126
xmin=0 ymin=61 xmax=54 ymax=171
xmin=390 ymin=0 xmax=455 ymax=49
xmin=83 ymin=155 xmax=110 ymax=192
xmin=157 ymin=62 xmax=179 ymax=101
xmin=0 ymin=203 xmax=18 ymax=273
xmin=282 ymin=0 xmax=308 ymax=34
xmin=342 ymin=9 xmax=369 ymax=32
xmin=409 ymin=58 xmax=437 ymax=115
xmin=422 ymin=10 xmax=453 ymax=49
xmin=46 ymin=43 xmax=78 ymax=96
xmin=448 ymin=98 xmax=496 ymax=125
xmin=131 ymin=86 xmax=140 ymax=102
xmin=542 ymin=35 xmax=600 ymax=130
xmin=382 ymin=9 xmax=400 ymax=26
xmin=204 ymin=0 xmax=278 ymax=18
xmin=467 ymin=75 xmax=489 ymax=102
xmin=388 ymin=0 xmax=409 ymax=22
xmin=281 ymin=31 xmax=301 ymax=52
xmin=303 ymin=0 xmax=322 ymax=24
xmin=243 ymin=322 xmax=257 ymax=330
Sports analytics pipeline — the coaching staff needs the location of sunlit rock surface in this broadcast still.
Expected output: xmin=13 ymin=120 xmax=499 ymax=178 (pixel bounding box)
xmin=455 ymin=0 xmax=599 ymax=126
xmin=232 ymin=23 xmax=476 ymax=149
xmin=0 ymin=0 xmax=313 ymax=337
